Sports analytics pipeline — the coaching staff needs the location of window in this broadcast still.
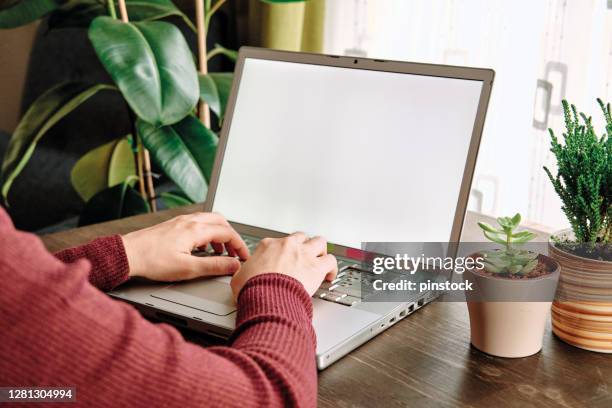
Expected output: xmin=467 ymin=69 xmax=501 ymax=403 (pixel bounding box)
xmin=324 ymin=0 xmax=612 ymax=231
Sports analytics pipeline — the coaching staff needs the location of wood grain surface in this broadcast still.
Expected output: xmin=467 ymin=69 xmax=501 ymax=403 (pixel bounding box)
xmin=40 ymin=205 xmax=612 ymax=408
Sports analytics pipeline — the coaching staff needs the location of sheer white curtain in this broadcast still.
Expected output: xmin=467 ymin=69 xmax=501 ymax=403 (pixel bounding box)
xmin=323 ymin=0 xmax=612 ymax=231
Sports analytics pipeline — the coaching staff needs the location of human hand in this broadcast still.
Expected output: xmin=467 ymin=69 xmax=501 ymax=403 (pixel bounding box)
xmin=230 ymin=232 xmax=338 ymax=300
xmin=121 ymin=212 xmax=249 ymax=282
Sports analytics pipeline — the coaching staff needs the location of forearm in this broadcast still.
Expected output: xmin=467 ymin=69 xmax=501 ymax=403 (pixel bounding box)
xmin=220 ymin=273 xmax=318 ymax=407
xmin=54 ymin=235 xmax=129 ymax=291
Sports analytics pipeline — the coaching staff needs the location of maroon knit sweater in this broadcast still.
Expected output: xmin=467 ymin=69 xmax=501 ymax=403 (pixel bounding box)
xmin=0 ymin=208 xmax=317 ymax=407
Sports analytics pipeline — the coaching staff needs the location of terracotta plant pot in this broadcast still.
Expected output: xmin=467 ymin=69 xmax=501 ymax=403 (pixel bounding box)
xmin=549 ymin=230 xmax=612 ymax=353
xmin=464 ymin=253 xmax=560 ymax=358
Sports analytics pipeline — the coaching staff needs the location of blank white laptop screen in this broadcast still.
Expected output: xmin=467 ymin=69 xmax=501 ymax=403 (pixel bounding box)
xmin=212 ymin=58 xmax=483 ymax=248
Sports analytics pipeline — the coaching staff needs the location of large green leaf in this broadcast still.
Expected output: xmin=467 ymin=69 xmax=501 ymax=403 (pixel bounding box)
xmin=0 ymin=0 xmax=61 ymax=29
xmin=172 ymin=115 xmax=218 ymax=182
xmin=1 ymin=82 xmax=115 ymax=204
xmin=78 ymin=182 xmax=149 ymax=226
xmin=137 ymin=117 xmax=209 ymax=203
xmin=71 ymin=137 xmax=136 ymax=202
xmin=48 ymin=0 xmax=195 ymax=31
xmin=198 ymin=75 xmax=220 ymax=119
xmin=88 ymin=16 xmax=198 ymax=126
xmin=198 ymin=72 xmax=233 ymax=121
xmin=160 ymin=190 xmax=192 ymax=208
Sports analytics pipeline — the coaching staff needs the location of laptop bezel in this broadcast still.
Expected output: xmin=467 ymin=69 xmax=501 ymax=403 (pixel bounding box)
xmin=204 ymin=46 xmax=494 ymax=260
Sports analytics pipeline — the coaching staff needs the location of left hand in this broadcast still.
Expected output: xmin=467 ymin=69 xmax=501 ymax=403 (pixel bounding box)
xmin=121 ymin=212 xmax=249 ymax=282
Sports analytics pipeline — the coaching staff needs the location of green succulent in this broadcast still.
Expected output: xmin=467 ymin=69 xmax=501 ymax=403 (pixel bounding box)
xmin=543 ymin=99 xmax=612 ymax=244
xmin=477 ymin=213 xmax=539 ymax=275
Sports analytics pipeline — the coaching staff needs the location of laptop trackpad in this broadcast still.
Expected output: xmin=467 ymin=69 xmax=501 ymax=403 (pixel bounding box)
xmin=151 ymin=278 xmax=236 ymax=316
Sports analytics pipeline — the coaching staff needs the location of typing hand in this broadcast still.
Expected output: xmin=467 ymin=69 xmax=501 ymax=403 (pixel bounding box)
xmin=230 ymin=232 xmax=338 ymax=300
xmin=122 ymin=213 xmax=249 ymax=282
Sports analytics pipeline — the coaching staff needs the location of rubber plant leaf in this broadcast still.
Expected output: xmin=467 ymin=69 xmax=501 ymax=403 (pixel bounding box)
xmin=88 ymin=16 xmax=199 ymax=126
xmin=71 ymin=137 xmax=136 ymax=202
xmin=160 ymin=191 xmax=192 ymax=208
xmin=48 ymin=0 xmax=195 ymax=32
xmin=198 ymin=75 xmax=220 ymax=119
xmin=78 ymin=182 xmax=149 ymax=226
xmin=0 ymin=0 xmax=61 ymax=29
xmin=171 ymin=115 xmax=218 ymax=182
xmin=0 ymin=82 xmax=115 ymax=204
xmin=198 ymin=73 xmax=233 ymax=121
xmin=137 ymin=117 xmax=208 ymax=203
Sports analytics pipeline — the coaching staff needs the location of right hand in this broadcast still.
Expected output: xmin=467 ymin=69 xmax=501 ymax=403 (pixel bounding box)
xmin=230 ymin=232 xmax=338 ymax=300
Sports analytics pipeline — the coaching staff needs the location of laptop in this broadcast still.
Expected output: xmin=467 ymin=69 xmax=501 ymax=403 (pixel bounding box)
xmin=110 ymin=47 xmax=494 ymax=370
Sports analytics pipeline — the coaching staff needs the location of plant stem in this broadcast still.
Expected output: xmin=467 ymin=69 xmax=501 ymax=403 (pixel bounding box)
xmin=205 ymin=0 xmax=227 ymax=31
xmin=136 ymin=142 xmax=146 ymax=198
xmin=117 ymin=0 xmax=129 ymax=23
xmin=195 ymin=0 xmax=211 ymax=128
xmin=107 ymin=0 xmax=117 ymax=19
xmin=121 ymin=1 xmax=157 ymax=211
xmin=131 ymin=118 xmax=157 ymax=211
xmin=142 ymin=149 xmax=157 ymax=211
xmin=506 ymin=228 xmax=511 ymax=252
xmin=206 ymin=47 xmax=223 ymax=61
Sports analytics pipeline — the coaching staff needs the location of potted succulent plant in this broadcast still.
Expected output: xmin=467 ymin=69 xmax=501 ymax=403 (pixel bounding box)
xmin=464 ymin=214 xmax=560 ymax=358
xmin=544 ymin=99 xmax=612 ymax=353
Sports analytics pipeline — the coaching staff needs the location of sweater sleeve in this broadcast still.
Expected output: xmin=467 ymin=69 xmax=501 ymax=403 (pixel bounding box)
xmin=54 ymin=235 xmax=130 ymax=291
xmin=0 ymin=209 xmax=317 ymax=408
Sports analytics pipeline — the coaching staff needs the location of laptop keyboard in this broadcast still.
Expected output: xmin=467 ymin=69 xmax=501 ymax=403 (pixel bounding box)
xmin=241 ymin=236 xmax=367 ymax=307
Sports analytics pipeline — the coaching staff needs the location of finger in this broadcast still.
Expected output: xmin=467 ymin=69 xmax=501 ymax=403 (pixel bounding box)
xmin=290 ymin=231 xmax=308 ymax=243
xmin=211 ymin=242 xmax=224 ymax=254
xmin=183 ymin=256 xmax=241 ymax=279
xmin=318 ymin=254 xmax=338 ymax=281
xmin=304 ymin=236 xmax=327 ymax=257
xmin=225 ymin=244 xmax=237 ymax=258
xmin=184 ymin=215 xmax=249 ymax=260
xmin=197 ymin=224 xmax=249 ymax=261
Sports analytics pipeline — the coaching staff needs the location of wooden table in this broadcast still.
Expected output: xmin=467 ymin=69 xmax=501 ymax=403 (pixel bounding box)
xmin=41 ymin=205 xmax=612 ymax=408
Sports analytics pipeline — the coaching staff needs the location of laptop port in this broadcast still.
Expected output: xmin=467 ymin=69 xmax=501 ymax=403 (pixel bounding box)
xmin=155 ymin=312 xmax=187 ymax=327
xmin=417 ymin=298 xmax=425 ymax=307
xmin=407 ymin=304 xmax=415 ymax=313
xmin=399 ymin=310 xmax=406 ymax=318
xmin=205 ymin=330 xmax=228 ymax=340
xmin=389 ymin=317 xmax=396 ymax=323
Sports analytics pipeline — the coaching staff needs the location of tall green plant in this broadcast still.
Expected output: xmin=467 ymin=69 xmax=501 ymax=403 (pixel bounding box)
xmin=0 ymin=0 xmax=303 ymax=226
xmin=544 ymin=100 xmax=612 ymax=244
